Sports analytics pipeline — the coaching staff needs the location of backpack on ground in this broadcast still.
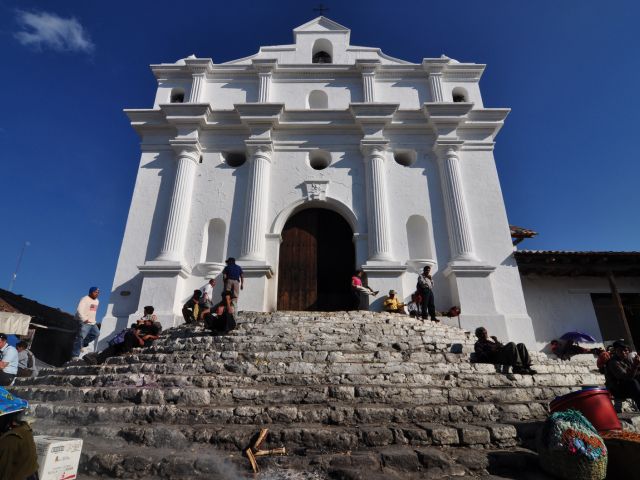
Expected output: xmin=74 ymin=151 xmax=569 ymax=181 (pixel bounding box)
xmin=108 ymin=329 xmax=128 ymax=346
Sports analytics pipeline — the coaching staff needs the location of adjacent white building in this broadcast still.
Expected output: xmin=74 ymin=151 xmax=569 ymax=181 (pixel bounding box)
xmin=100 ymin=17 xmax=538 ymax=347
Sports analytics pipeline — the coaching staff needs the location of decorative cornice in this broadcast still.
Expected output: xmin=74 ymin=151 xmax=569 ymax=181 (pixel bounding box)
xmin=184 ymin=58 xmax=214 ymax=75
xmin=252 ymin=58 xmax=278 ymax=73
xmin=355 ymin=58 xmax=381 ymax=73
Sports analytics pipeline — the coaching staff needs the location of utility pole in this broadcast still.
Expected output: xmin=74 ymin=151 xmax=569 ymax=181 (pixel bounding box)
xmin=8 ymin=241 xmax=30 ymax=292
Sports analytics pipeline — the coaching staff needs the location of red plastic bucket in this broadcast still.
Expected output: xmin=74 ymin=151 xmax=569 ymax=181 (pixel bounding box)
xmin=550 ymin=387 xmax=622 ymax=432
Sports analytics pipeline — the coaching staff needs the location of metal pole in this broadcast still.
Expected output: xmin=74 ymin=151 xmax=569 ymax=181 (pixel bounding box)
xmin=8 ymin=241 xmax=30 ymax=292
xmin=608 ymin=271 xmax=635 ymax=351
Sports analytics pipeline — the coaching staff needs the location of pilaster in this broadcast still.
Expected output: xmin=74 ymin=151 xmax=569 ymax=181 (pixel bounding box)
xmin=253 ymin=59 xmax=277 ymax=103
xmin=184 ymin=58 xmax=213 ymax=103
xmin=156 ymin=139 xmax=202 ymax=263
xmin=423 ymin=58 xmax=449 ymax=103
xmin=240 ymin=141 xmax=273 ymax=261
xmin=434 ymin=141 xmax=476 ymax=262
xmin=356 ymin=59 xmax=380 ymax=103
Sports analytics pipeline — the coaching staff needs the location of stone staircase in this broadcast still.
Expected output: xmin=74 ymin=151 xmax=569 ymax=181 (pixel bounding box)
xmin=12 ymin=311 xmax=635 ymax=479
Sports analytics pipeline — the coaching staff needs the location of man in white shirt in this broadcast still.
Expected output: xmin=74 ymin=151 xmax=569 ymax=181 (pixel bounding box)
xmin=200 ymin=278 xmax=217 ymax=308
xmin=71 ymin=287 xmax=100 ymax=359
xmin=0 ymin=333 xmax=19 ymax=386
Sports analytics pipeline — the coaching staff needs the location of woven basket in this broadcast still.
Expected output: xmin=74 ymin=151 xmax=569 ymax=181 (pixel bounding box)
xmin=538 ymin=446 xmax=607 ymax=480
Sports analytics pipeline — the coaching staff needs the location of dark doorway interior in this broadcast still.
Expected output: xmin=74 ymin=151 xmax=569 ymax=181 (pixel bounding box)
xmin=277 ymin=208 xmax=355 ymax=311
xmin=592 ymin=293 xmax=640 ymax=348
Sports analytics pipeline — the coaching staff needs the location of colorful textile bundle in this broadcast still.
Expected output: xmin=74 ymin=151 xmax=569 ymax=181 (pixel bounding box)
xmin=0 ymin=386 xmax=28 ymax=416
xmin=538 ymin=409 xmax=607 ymax=480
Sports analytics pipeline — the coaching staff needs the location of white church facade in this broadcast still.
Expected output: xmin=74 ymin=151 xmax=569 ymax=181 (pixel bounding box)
xmin=100 ymin=17 xmax=539 ymax=347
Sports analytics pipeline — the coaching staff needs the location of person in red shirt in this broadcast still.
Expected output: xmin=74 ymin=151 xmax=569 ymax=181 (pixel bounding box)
xmin=351 ymin=270 xmax=378 ymax=310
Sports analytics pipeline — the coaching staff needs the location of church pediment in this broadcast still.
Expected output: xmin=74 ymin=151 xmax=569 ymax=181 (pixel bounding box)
xmin=293 ymin=16 xmax=350 ymax=34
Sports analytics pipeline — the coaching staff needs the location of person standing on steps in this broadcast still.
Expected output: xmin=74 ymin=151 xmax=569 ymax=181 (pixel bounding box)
xmin=417 ymin=266 xmax=437 ymax=322
xmin=351 ymin=270 xmax=378 ymax=310
xmin=222 ymin=258 xmax=243 ymax=306
xmin=71 ymin=286 xmax=100 ymax=360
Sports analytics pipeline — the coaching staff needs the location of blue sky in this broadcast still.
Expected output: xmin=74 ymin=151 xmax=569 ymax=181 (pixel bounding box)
xmin=1 ymin=0 xmax=638 ymax=318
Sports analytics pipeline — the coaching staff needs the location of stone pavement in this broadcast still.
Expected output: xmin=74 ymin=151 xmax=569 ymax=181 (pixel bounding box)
xmin=13 ymin=311 xmax=639 ymax=478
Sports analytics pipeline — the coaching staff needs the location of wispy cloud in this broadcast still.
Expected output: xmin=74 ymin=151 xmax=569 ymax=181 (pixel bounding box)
xmin=14 ymin=10 xmax=94 ymax=53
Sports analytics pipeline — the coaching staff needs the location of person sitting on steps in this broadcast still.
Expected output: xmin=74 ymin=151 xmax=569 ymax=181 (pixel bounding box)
xmin=204 ymin=290 xmax=236 ymax=334
xmin=383 ymin=290 xmax=406 ymax=314
xmin=473 ymin=327 xmax=537 ymax=375
xmin=604 ymin=340 xmax=640 ymax=410
xmin=182 ymin=290 xmax=202 ymax=324
xmin=351 ymin=270 xmax=378 ymax=310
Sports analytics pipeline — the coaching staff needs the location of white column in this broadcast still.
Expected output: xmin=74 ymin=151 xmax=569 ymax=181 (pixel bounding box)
xmin=429 ymin=72 xmax=444 ymax=102
xmin=258 ymin=72 xmax=271 ymax=103
xmin=362 ymin=143 xmax=393 ymax=261
xmin=437 ymin=146 xmax=476 ymax=261
xmin=240 ymin=143 xmax=272 ymax=261
xmin=156 ymin=144 xmax=201 ymax=262
xmin=189 ymin=71 xmax=207 ymax=102
xmin=362 ymin=71 xmax=375 ymax=102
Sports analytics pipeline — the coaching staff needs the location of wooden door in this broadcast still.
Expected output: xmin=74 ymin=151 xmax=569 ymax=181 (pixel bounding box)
xmin=277 ymin=210 xmax=318 ymax=310
xmin=277 ymin=209 xmax=355 ymax=311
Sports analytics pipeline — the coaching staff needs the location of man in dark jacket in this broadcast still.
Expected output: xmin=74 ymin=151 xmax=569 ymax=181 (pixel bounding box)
xmin=474 ymin=327 xmax=536 ymax=375
xmin=604 ymin=340 xmax=640 ymax=409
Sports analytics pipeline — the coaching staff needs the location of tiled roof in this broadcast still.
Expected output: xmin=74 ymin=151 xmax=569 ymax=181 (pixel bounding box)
xmin=515 ymin=250 xmax=640 ymax=276
xmin=0 ymin=288 xmax=76 ymax=329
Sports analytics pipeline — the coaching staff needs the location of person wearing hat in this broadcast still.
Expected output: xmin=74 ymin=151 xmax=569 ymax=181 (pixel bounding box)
xmin=222 ymin=258 xmax=243 ymax=305
xmin=417 ymin=266 xmax=437 ymax=322
xmin=383 ymin=290 xmax=406 ymax=314
xmin=0 ymin=334 xmax=19 ymax=386
xmin=71 ymin=286 xmax=100 ymax=360
xmin=0 ymin=388 xmax=38 ymax=479
xmin=604 ymin=340 xmax=640 ymax=409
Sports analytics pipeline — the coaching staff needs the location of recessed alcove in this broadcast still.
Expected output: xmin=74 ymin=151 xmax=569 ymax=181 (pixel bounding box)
xmin=224 ymin=151 xmax=247 ymax=167
xmin=170 ymin=88 xmax=185 ymax=103
xmin=308 ymin=90 xmax=329 ymax=109
xmin=393 ymin=150 xmax=417 ymax=167
xmin=308 ymin=150 xmax=331 ymax=170
xmin=452 ymin=87 xmax=468 ymax=103
xmin=312 ymin=38 xmax=333 ymax=64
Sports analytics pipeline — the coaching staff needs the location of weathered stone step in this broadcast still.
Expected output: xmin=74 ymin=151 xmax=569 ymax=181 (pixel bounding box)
xmin=148 ymin=338 xmax=477 ymax=354
xmin=15 ymin=370 xmax=603 ymax=391
xmin=69 ymin=436 xmax=515 ymax=480
xmin=14 ymin=382 xmax=577 ymax=406
xmin=32 ymin=419 xmax=518 ymax=451
xmin=30 ymin=400 xmax=550 ymax=425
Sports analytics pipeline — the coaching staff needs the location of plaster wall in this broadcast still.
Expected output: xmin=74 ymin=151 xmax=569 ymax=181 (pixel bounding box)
xmin=521 ymin=276 xmax=640 ymax=351
xmin=100 ymin=148 xmax=174 ymax=346
xmin=376 ymin=78 xmax=431 ymax=107
xmin=270 ymin=78 xmax=359 ymax=109
xmin=205 ymin=79 xmax=258 ymax=107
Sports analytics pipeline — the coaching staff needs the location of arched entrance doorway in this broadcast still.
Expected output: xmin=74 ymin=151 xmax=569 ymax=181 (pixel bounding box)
xmin=277 ymin=208 xmax=355 ymax=311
